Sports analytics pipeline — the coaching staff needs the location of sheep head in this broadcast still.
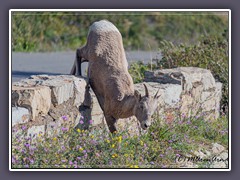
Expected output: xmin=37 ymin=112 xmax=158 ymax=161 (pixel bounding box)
xmin=134 ymin=83 xmax=161 ymax=130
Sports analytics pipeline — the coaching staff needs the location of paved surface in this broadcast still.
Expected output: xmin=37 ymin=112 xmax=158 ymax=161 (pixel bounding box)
xmin=12 ymin=51 xmax=161 ymax=82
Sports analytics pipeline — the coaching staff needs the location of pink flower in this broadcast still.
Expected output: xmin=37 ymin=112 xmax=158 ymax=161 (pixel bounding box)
xmin=79 ymin=120 xmax=84 ymax=124
xmin=89 ymin=120 xmax=93 ymax=124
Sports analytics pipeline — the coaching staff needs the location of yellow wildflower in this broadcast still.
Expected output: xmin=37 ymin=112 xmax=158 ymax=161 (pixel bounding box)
xmin=118 ymin=136 xmax=122 ymax=143
xmin=112 ymin=153 xmax=118 ymax=158
xmin=77 ymin=129 xmax=81 ymax=133
xmin=79 ymin=147 xmax=83 ymax=151
xmin=140 ymin=140 xmax=144 ymax=146
xmin=111 ymin=144 xmax=115 ymax=148
xmin=106 ymin=139 xmax=110 ymax=143
xmin=134 ymin=165 xmax=139 ymax=168
xmin=90 ymin=135 xmax=94 ymax=138
xmin=124 ymin=154 xmax=128 ymax=157
xmin=82 ymin=129 xmax=85 ymax=133
xmin=53 ymin=137 xmax=57 ymax=141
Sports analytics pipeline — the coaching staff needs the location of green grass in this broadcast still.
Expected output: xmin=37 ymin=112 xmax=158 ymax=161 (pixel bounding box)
xmin=12 ymin=11 xmax=228 ymax=52
xmin=12 ymin=112 xmax=228 ymax=168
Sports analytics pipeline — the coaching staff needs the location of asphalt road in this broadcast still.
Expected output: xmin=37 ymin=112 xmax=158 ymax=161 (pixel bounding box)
xmin=12 ymin=51 xmax=161 ymax=82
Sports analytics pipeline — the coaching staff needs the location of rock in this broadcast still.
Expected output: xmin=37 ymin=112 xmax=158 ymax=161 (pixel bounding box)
xmin=144 ymin=67 xmax=222 ymax=120
xmin=12 ymin=85 xmax=51 ymax=120
xmin=116 ymin=117 xmax=141 ymax=136
xmin=193 ymin=150 xmax=207 ymax=158
xmin=212 ymin=143 xmax=225 ymax=154
xmin=46 ymin=119 xmax=63 ymax=137
xmin=29 ymin=75 xmax=74 ymax=106
xmin=12 ymin=107 xmax=30 ymax=126
xmin=89 ymin=90 xmax=104 ymax=125
xmin=204 ymin=150 xmax=211 ymax=157
xmin=145 ymin=67 xmax=216 ymax=91
xmin=11 ymin=67 xmax=222 ymax=137
xmin=210 ymin=161 xmax=227 ymax=168
xmin=71 ymin=76 xmax=87 ymax=107
xmin=219 ymin=152 xmax=228 ymax=160
xmin=27 ymin=125 xmax=45 ymax=137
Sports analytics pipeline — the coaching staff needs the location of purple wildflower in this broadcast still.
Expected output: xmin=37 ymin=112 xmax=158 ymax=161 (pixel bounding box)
xmin=24 ymin=164 xmax=29 ymax=168
xmin=29 ymin=159 xmax=34 ymax=164
xmin=12 ymin=156 xmax=17 ymax=164
xmin=61 ymin=127 xmax=68 ymax=132
xmin=90 ymin=140 xmax=97 ymax=145
xmin=61 ymin=146 xmax=66 ymax=151
xmin=61 ymin=159 xmax=66 ymax=163
xmin=79 ymin=120 xmax=84 ymax=124
xmin=44 ymin=148 xmax=48 ymax=152
xmin=89 ymin=120 xmax=93 ymax=124
xmin=62 ymin=115 xmax=68 ymax=121
xmin=69 ymin=161 xmax=73 ymax=165
xmin=168 ymin=140 xmax=173 ymax=143
xmin=178 ymin=120 xmax=183 ymax=125
xmin=181 ymin=113 xmax=186 ymax=118
xmin=150 ymin=161 xmax=155 ymax=165
xmin=24 ymin=143 xmax=30 ymax=148
xmin=77 ymin=157 xmax=81 ymax=160
xmin=74 ymin=164 xmax=78 ymax=168
xmin=176 ymin=154 xmax=181 ymax=157
xmin=21 ymin=125 xmax=27 ymax=131
xmin=159 ymin=154 xmax=164 ymax=157
xmin=21 ymin=149 xmax=26 ymax=153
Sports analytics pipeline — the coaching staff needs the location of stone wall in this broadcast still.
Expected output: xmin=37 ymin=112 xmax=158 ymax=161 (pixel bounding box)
xmin=11 ymin=67 xmax=222 ymax=136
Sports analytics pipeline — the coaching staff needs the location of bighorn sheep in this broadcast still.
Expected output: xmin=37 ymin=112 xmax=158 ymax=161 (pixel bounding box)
xmin=70 ymin=20 xmax=160 ymax=133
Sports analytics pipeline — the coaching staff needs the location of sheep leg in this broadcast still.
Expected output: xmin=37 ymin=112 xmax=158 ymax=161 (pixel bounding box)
xmin=70 ymin=48 xmax=89 ymax=76
xmin=76 ymin=48 xmax=84 ymax=76
xmin=105 ymin=114 xmax=117 ymax=133
xmin=70 ymin=57 xmax=77 ymax=75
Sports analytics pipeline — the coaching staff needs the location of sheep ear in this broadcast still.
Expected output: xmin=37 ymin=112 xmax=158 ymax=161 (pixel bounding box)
xmin=134 ymin=90 xmax=142 ymax=101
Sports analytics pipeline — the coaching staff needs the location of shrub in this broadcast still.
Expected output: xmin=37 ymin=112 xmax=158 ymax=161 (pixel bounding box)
xmin=158 ymin=31 xmax=229 ymax=112
xmin=129 ymin=32 xmax=229 ymax=112
xmin=12 ymin=12 xmax=228 ymax=52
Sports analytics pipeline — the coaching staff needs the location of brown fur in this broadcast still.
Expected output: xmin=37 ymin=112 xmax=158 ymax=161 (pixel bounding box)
xmin=70 ymin=20 xmax=160 ymax=133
